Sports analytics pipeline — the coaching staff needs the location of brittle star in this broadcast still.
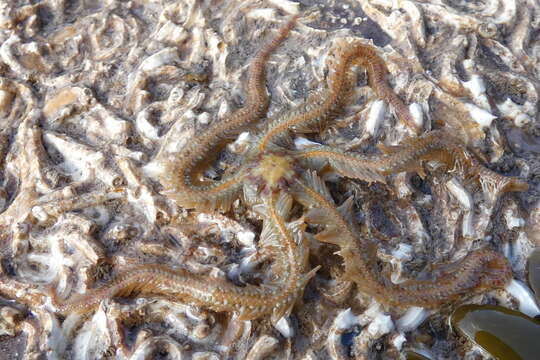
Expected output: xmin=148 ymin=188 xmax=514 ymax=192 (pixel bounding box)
xmin=52 ymin=14 xmax=527 ymax=324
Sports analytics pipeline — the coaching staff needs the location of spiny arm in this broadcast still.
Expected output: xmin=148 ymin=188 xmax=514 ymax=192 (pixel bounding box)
xmin=350 ymin=43 xmax=420 ymax=134
xmin=257 ymin=42 xmax=361 ymax=153
xmin=294 ymin=145 xmax=386 ymax=184
xmin=159 ymin=16 xmax=298 ymax=212
xmin=375 ymin=130 xmax=528 ymax=194
xmin=52 ymin=191 xmax=317 ymax=324
xmin=291 ymin=171 xmax=512 ymax=308
xmin=257 ymin=40 xmax=419 ymax=153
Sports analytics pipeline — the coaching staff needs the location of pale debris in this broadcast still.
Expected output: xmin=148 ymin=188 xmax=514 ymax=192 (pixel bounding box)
xmin=505 ymin=279 xmax=540 ymax=318
xmin=228 ymin=132 xmax=254 ymax=154
xmin=389 ymin=243 xmax=414 ymax=284
xmin=294 ymin=137 xmax=321 ymax=149
xmin=461 ymin=59 xmax=491 ymax=110
xmin=274 ymin=316 xmax=294 ymax=338
xmin=409 ymin=102 xmax=424 ymax=128
xmin=0 ymin=306 xmax=22 ymax=336
xmin=365 ymin=100 xmax=386 ymax=136
xmin=366 ymin=312 xmax=394 ymax=337
xmin=462 ymin=74 xmax=486 ymax=99
xmin=139 ymin=48 xmax=180 ymax=72
xmin=267 ymin=0 xmax=300 ymax=14
xmin=352 ymin=303 xmax=396 ymax=356
xmin=497 ymin=98 xmax=532 ymax=127
xmin=155 ymin=21 xmax=189 ymax=44
xmin=130 ymin=335 xmax=184 ymax=360
xmin=245 ymin=335 xmax=279 ymax=360
xmin=192 ymin=352 xmax=221 ymax=360
xmin=72 ymin=306 xmax=111 ymax=360
xmin=246 ymin=8 xmax=278 ymax=21
xmin=161 ymin=304 xmax=220 ymax=345
xmin=0 ymin=34 xmax=36 ymax=78
xmin=504 ymin=206 xmax=525 ymax=230
xmin=391 ymin=333 xmax=407 ymax=351
xmin=464 ymin=103 xmax=497 ymax=129
xmin=43 ymin=132 xmax=122 ymax=186
xmin=326 ymin=308 xmax=360 ymax=360
xmin=118 ymin=157 xmax=172 ymax=224
xmin=446 ymin=178 xmax=475 ymax=238
xmin=396 ymin=307 xmax=429 ymax=332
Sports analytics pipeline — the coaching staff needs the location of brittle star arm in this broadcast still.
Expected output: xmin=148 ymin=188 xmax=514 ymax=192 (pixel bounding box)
xmin=294 ymin=129 xmax=528 ymax=194
xmin=293 ymin=145 xmax=387 ymax=184
xmin=52 ymin=191 xmax=317 ymax=324
xmin=348 ymin=41 xmax=421 ymax=134
xmin=256 ymin=40 xmax=419 ymax=154
xmin=160 ymin=16 xmax=298 ymax=212
xmin=290 ymin=170 xmax=512 ymax=308
xmin=374 ymin=130 xmax=528 ymax=194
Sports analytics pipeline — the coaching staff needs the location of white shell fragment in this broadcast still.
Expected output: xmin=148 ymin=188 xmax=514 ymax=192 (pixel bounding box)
xmin=367 ymin=312 xmax=394 ymax=337
xmin=274 ymin=316 xmax=294 ymax=338
xmin=463 ymin=74 xmax=486 ymax=99
xmin=446 ymin=178 xmax=475 ymax=238
xmin=464 ymin=103 xmax=497 ymax=129
xmin=505 ymin=279 xmax=540 ymax=318
xmin=72 ymin=306 xmax=111 ymax=360
xmin=396 ymin=307 xmax=429 ymax=332
xmin=365 ymin=100 xmax=386 ymax=136
xmin=294 ymin=137 xmax=321 ymax=149
xmin=497 ymin=98 xmax=532 ymax=127
xmin=409 ymin=103 xmax=424 ymax=128
xmin=335 ymin=308 xmax=360 ymax=330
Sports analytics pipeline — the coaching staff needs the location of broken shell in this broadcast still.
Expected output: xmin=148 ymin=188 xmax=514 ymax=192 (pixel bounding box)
xmin=245 ymin=335 xmax=279 ymax=360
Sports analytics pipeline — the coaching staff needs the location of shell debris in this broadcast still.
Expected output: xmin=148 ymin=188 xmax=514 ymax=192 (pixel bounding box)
xmin=0 ymin=0 xmax=538 ymax=359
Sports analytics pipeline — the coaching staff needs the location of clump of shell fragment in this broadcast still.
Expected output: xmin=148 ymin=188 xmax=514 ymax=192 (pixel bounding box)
xmin=0 ymin=0 xmax=540 ymax=359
